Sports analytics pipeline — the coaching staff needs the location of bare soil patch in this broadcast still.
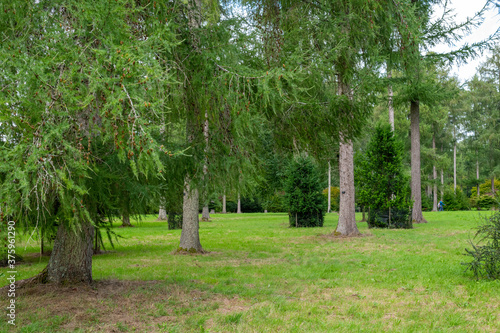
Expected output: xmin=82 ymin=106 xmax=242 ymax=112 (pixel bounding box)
xmin=1 ymin=279 xmax=249 ymax=332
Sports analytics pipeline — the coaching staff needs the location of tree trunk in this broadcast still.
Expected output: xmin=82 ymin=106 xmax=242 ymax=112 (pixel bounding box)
xmin=337 ymin=139 xmax=359 ymax=236
xmin=432 ymin=134 xmax=437 ymax=212
xmin=453 ymin=136 xmax=457 ymax=195
xmin=201 ymin=206 xmax=210 ymax=221
xmin=237 ymin=193 xmax=242 ymax=214
xmin=410 ymin=100 xmax=426 ymax=223
xmin=361 ymin=206 xmax=366 ymax=222
xmin=476 ymin=159 xmax=480 ymax=197
xmin=222 ymin=194 xmax=227 ymax=213
xmin=47 ymin=218 xmax=94 ymax=284
xmin=179 ymin=180 xmax=203 ymax=253
xmin=121 ymin=212 xmax=132 ymax=227
xmin=441 ymin=169 xmax=444 ymax=201
xmin=328 ymin=161 xmax=331 ymax=213
xmin=388 ymin=69 xmax=395 ymax=132
xmin=158 ymin=205 xmax=167 ymax=221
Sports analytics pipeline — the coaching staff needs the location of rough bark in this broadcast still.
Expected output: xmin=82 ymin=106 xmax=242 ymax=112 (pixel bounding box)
xmin=237 ymin=194 xmax=242 ymax=214
xmin=337 ymin=138 xmax=359 ymax=235
xmin=47 ymin=218 xmax=94 ymax=284
xmin=432 ymin=134 xmax=437 ymax=212
xmin=410 ymin=100 xmax=426 ymax=223
xmin=179 ymin=181 xmax=203 ymax=253
xmin=388 ymin=70 xmax=395 ymax=132
xmin=201 ymin=206 xmax=210 ymax=221
xmin=157 ymin=205 xmax=167 ymax=221
xmin=222 ymin=194 xmax=227 ymax=213
xmin=121 ymin=212 xmax=133 ymax=227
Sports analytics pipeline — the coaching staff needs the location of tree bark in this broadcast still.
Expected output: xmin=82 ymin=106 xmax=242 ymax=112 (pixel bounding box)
xmin=388 ymin=69 xmax=395 ymax=132
xmin=337 ymin=138 xmax=359 ymax=235
xmin=453 ymin=135 xmax=457 ymax=195
xmin=328 ymin=161 xmax=331 ymax=213
xmin=476 ymin=159 xmax=480 ymax=197
xmin=121 ymin=212 xmax=132 ymax=227
xmin=410 ymin=100 xmax=426 ymax=223
xmin=158 ymin=205 xmax=167 ymax=221
xmin=441 ymin=169 xmax=444 ymax=201
xmin=432 ymin=134 xmax=437 ymax=212
xmin=179 ymin=181 xmax=203 ymax=252
xmin=237 ymin=193 xmax=242 ymax=214
xmin=201 ymin=206 xmax=210 ymax=221
xmin=47 ymin=218 xmax=94 ymax=284
xmin=222 ymin=194 xmax=227 ymax=213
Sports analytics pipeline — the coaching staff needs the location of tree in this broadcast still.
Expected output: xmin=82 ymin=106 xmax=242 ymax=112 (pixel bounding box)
xmin=285 ymin=155 xmax=326 ymax=227
xmin=357 ymin=124 xmax=412 ymax=228
xmin=0 ymin=0 xmax=176 ymax=284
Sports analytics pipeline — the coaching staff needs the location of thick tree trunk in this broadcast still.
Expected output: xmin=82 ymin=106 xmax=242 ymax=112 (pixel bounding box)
xmin=158 ymin=205 xmax=167 ymax=221
xmin=47 ymin=218 xmax=94 ymax=284
xmin=201 ymin=206 xmax=210 ymax=221
xmin=237 ymin=194 xmax=242 ymax=214
xmin=432 ymin=134 xmax=437 ymax=212
xmin=410 ymin=100 xmax=426 ymax=223
xmin=121 ymin=212 xmax=132 ymax=227
xmin=328 ymin=161 xmax=331 ymax=213
xmin=388 ymin=69 xmax=395 ymax=132
xmin=179 ymin=181 xmax=203 ymax=253
xmin=336 ymin=139 xmax=359 ymax=236
xmin=222 ymin=194 xmax=227 ymax=213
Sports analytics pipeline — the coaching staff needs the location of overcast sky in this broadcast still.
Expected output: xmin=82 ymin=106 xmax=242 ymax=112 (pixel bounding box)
xmin=431 ymin=0 xmax=500 ymax=83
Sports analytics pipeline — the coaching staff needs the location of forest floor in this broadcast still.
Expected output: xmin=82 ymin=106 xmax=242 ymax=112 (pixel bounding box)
xmin=1 ymin=211 xmax=499 ymax=332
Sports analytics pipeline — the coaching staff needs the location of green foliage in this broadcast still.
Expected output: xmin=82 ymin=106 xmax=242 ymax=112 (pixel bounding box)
xmin=285 ymin=155 xmax=326 ymax=228
xmin=241 ymin=197 xmax=263 ymax=213
xmin=322 ymin=187 xmax=340 ymax=212
xmin=464 ymin=212 xmax=500 ymax=280
xmin=168 ymin=213 xmax=183 ymax=230
xmin=356 ymin=124 xmax=412 ymax=229
xmin=442 ymin=188 xmax=470 ymax=211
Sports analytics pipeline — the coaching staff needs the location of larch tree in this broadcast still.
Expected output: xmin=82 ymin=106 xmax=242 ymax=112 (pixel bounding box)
xmin=0 ymin=0 xmax=178 ymax=284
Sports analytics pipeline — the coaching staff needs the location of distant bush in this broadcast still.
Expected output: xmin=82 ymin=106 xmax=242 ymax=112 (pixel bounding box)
xmin=262 ymin=192 xmax=286 ymax=212
xmin=226 ymin=201 xmax=237 ymax=213
xmin=241 ymin=196 xmax=263 ymax=213
xmin=442 ymin=188 xmax=470 ymax=211
xmin=285 ymin=155 xmax=326 ymax=227
xmin=463 ymin=212 xmax=500 ymax=280
xmin=322 ymin=186 xmax=340 ymax=212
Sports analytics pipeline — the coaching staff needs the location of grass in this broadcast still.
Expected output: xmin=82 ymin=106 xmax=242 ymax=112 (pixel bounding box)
xmin=1 ymin=211 xmax=500 ymax=332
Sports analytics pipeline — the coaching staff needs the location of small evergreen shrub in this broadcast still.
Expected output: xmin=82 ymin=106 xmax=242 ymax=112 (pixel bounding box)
xmin=443 ymin=188 xmax=470 ymax=211
xmin=285 ymin=155 xmax=326 ymax=227
xmin=356 ymin=124 xmax=412 ymax=229
xmin=167 ymin=212 xmax=183 ymax=230
xmin=463 ymin=212 xmax=500 ymax=280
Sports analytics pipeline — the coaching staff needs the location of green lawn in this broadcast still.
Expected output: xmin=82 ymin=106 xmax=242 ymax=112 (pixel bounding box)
xmin=1 ymin=211 xmax=499 ymax=332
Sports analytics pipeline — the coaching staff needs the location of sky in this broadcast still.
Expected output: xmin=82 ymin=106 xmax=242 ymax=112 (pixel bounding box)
xmin=431 ymin=0 xmax=500 ymax=84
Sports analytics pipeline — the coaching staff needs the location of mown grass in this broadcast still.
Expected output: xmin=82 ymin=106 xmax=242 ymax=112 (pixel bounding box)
xmin=1 ymin=211 xmax=500 ymax=332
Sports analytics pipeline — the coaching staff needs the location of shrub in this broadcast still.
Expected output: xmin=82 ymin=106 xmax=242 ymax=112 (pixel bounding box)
xmin=356 ymin=124 xmax=412 ymax=229
xmin=442 ymin=188 xmax=470 ymax=211
xmin=167 ymin=212 xmax=182 ymax=230
xmin=285 ymin=155 xmax=326 ymax=227
xmin=262 ymin=192 xmax=286 ymax=212
xmin=241 ymin=196 xmax=263 ymax=213
xmin=322 ymin=186 xmax=340 ymax=212
xmin=463 ymin=212 xmax=500 ymax=280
